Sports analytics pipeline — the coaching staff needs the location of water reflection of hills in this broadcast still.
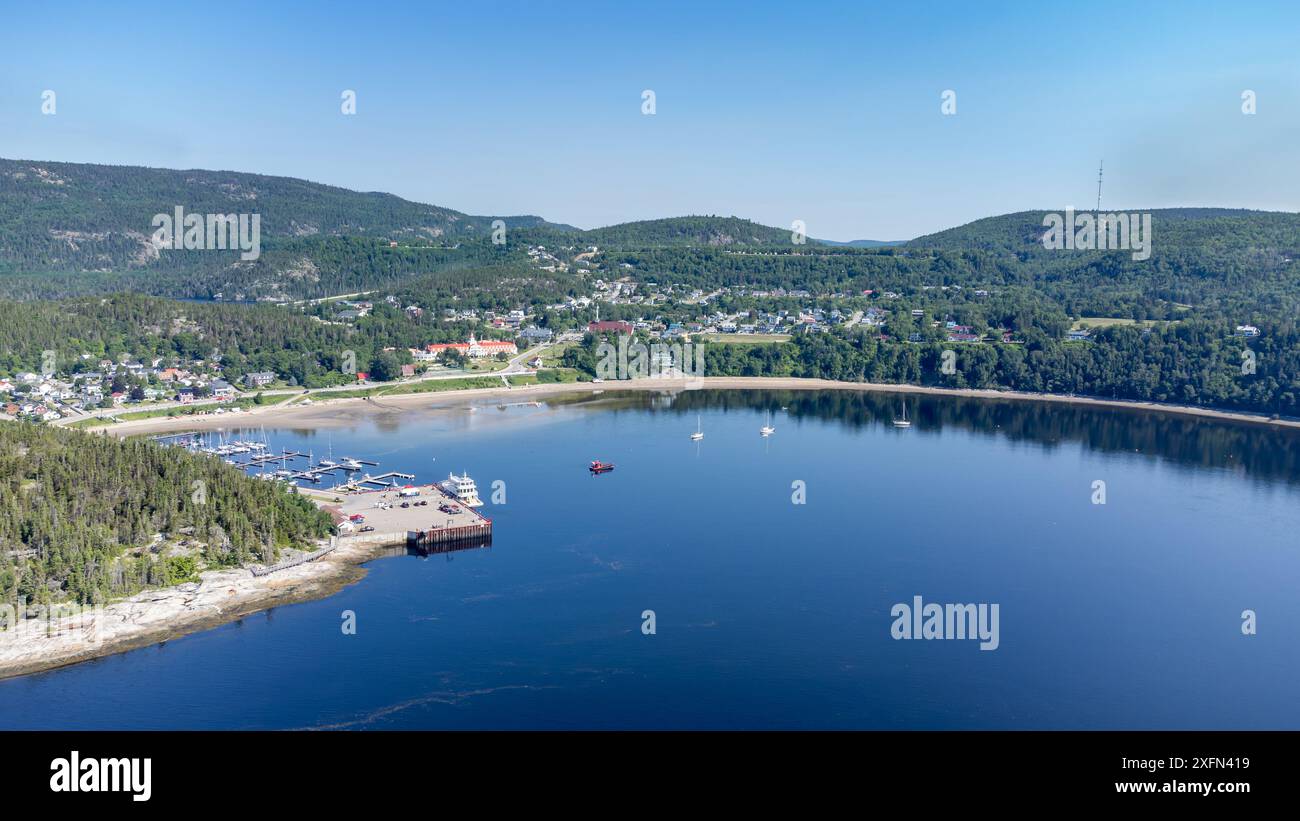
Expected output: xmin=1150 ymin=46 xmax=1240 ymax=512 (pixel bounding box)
xmin=579 ymin=389 xmax=1300 ymax=486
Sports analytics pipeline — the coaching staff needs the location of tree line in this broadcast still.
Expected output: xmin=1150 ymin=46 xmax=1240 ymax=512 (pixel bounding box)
xmin=0 ymin=422 xmax=334 ymax=609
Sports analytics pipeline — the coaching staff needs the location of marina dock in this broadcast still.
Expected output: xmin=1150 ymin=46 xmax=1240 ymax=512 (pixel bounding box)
xmin=155 ymin=430 xmax=492 ymax=554
xmin=328 ymin=471 xmax=417 ymax=490
xmin=302 ymin=478 xmax=493 ymax=555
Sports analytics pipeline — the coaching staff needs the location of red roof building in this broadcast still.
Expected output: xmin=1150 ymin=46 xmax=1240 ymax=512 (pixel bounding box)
xmin=425 ymin=334 xmax=518 ymax=359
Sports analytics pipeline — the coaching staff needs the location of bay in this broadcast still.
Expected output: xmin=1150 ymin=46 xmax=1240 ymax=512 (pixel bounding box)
xmin=2 ymin=389 xmax=1296 ymax=729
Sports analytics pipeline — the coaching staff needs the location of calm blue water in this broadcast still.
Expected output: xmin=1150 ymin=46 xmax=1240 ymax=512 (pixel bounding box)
xmin=2 ymin=390 xmax=1299 ymax=729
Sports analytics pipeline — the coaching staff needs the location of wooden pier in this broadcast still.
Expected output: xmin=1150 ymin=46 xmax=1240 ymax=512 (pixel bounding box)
xmin=249 ymin=540 xmax=339 ymax=577
xmin=407 ymin=520 xmax=492 ymax=552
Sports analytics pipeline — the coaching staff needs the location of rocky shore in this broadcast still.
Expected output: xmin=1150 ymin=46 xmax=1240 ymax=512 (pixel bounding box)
xmin=0 ymin=535 xmax=396 ymax=680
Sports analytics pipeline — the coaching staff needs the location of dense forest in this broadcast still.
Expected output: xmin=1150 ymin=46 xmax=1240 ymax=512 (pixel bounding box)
xmin=0 ymin=422 xmax=334 ymax=609
xmin=0 ymin=274 xmax=593 ymax=385
xmin=592 ymin=209 xmax=1300 ymax=322
xmin=0 ymin=294 xmax=493 ymax=387
xmin=567 ymin=317 xmax=1300 ymax=417
xmin=578 ymin=216 xmax=795 ymax=247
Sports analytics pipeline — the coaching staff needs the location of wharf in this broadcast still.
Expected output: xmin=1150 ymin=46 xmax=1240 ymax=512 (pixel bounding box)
xmin=302 ymin=480 xmax=492 ymax=554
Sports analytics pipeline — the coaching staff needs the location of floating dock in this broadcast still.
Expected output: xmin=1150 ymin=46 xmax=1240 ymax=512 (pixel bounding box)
xmin=329 ymin=471 xmax=417 ymax=490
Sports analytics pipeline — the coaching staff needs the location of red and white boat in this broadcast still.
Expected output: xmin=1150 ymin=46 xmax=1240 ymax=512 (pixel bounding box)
xmin=588 ymin=460 xmax=615 ymax=473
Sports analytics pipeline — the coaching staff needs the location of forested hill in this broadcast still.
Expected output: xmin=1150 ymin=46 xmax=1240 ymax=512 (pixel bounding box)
xmin=0 ymin=422 xmax=334 ymax=608
xmin=0 ymin=157 xmax=567 ymax=291
xmin=894 ymin=207 xmax=1300 ymax=318
xmin=3 ymin=157 xmax=1298 ymax=311
xmin=579 ymin=216 xmax=795 ymax=247
xmin=908 ymin=208 xmax=1300 ymax=258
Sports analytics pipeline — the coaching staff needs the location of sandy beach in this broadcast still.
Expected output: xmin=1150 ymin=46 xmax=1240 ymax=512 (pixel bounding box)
xmin=98 ymin=376 xmax=1300 ymax=439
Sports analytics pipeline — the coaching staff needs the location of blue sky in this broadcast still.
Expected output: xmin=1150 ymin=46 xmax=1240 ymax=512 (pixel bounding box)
xmin=2 ymin=0 xmax=1297 ymax=239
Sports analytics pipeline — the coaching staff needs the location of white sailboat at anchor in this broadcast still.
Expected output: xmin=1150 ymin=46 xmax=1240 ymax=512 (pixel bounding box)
xmin=690 ymin=414 xmax=704 ymax=441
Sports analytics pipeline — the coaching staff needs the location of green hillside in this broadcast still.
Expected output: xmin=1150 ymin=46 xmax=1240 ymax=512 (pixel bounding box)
xmin=0 ymin=158 xmax=570 ymax=299
xmin=579 ymin=216 xmax=795 ymax=247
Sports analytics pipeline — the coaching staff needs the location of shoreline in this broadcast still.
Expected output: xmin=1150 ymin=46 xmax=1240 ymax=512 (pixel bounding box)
xmin=95 ymin=376 xmax=1300 ymax=438
xmin=0 ymin=535 xmax=399 ymax=681
xmin=8 ymin=375 xmax=1298 ymax=680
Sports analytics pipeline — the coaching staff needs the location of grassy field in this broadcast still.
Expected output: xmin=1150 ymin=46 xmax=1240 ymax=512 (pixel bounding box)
xmin=303 ymin=373 xmax=548 ymax=401
xmin=539 ymin=341 xmax=576 ymax=367
xmin=701 ymin=333 xmax=792 ymax=344
xmin=463 ymin=359 xmax=511 ymax=373
xmin=1071 ymin=316 xmax=1166 ymax=330
xmin=66 ymin=416 xmax=119 ymax=429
